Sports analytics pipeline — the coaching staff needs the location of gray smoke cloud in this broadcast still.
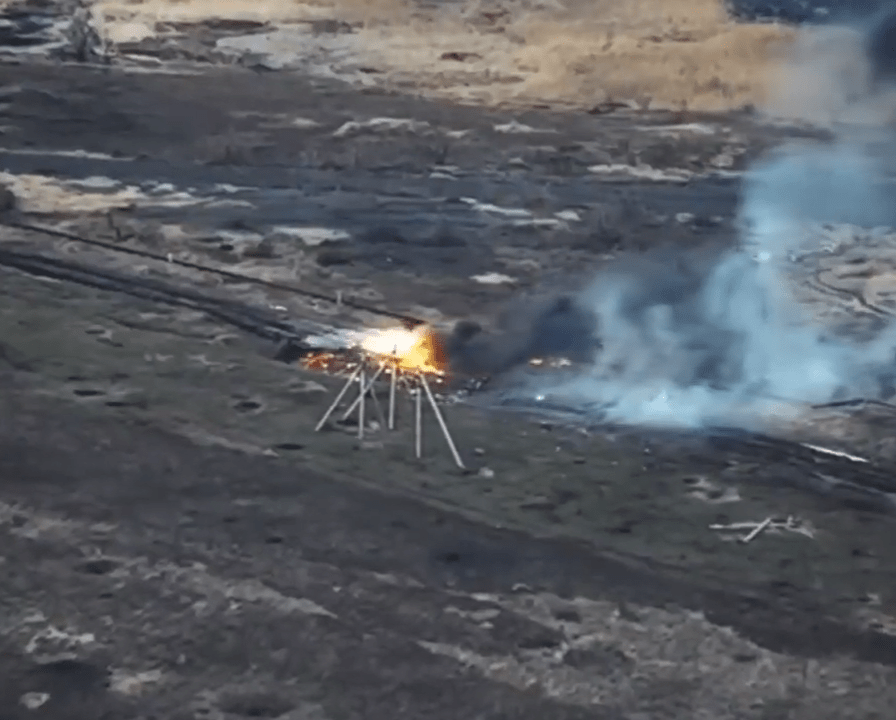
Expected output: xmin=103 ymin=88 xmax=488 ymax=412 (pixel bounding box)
xmin=457 ymin=16 xmax=896 ymax=430
xmin=481 ymin=142 xmax=896 ymax=429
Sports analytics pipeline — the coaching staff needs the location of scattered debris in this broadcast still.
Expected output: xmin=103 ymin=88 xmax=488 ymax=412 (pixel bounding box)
xmin=24 ymin=625 xmax=96 ymax=660
xmin=800 ymin=443 xmax=870 ymax=464
xmin=740 ymin=516 xmax=772 ymax=543
xmin=710 ymin=516 xmax=815 ymax=543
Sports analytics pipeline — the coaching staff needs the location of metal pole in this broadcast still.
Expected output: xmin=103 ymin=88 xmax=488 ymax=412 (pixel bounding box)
xmin=420 ymin=374 xmax=466 ymax=470
xmin=341 ymin=363 xmax=386 ymax=419
xmin=414 ymin=382 xmax=422 ymax=459
xmin=369 ymin=375 xmax=387 ymax=429
xmin=388 ymin=362 xmax=398 ymax=430
xmin=358 ymin=366 xmax=366 ymax=439
xmin=314 ymin=363 xmax=363 ymax=432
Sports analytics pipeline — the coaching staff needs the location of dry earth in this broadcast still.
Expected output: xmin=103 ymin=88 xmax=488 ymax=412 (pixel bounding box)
xmin=88 ymin=0 xmax=797 ymax=111
xmin=1 ymin=1 xmax=896 ymax=719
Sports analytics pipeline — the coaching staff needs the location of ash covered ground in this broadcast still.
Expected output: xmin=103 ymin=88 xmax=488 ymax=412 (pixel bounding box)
xmin=4 ymin=1 xmax=896 ymax=719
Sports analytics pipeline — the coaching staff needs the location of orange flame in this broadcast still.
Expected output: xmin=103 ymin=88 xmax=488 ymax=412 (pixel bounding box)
xmin=301 ymin=351 xmax=340 ymax=372
xmin=361 ymin=325 xmax=448 ymax=374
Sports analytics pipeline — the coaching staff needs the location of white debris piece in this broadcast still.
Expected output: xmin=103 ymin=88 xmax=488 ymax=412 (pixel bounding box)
xmin=554 ymin=209 xmax=581 ymax=222
xmin=493 ymin=120 xmax=556 ymax=134
xmin=333 ymin=117 xmax=432 ymax=138
xmin=710 ymin=515 xmax=815 ymax=541
xmin=471 ymin=272 xmax=516 ymax=285
xmin=290 ymin=117 xmax=321 ymax=129
xmin=511 ymin=218 xmax=566 ymax=229
xmin=19 ymin=693 xmax=50 ymax=710
xmin=25 ymin=625 xmax=95 ymax=657
xmin=638 ymin=122 xmax=717 ymax=136
xmin=65 ymin=176 xmax=120 ymax=190
xmin=460 ymin=197 xmax=532 ymax=219
xmin=801 ymin=443 xmax=870 ymax=464
xmin=213 ymin=183 xmax=245 ymax=194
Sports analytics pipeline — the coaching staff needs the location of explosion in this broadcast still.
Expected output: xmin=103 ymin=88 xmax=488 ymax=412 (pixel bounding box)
xmin=360 ymin=325 xmax=448 ymax=375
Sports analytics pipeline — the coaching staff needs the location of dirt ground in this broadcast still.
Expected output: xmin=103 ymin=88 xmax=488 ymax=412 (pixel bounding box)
xmin=2 ymin=1 xmax=896 ymax=719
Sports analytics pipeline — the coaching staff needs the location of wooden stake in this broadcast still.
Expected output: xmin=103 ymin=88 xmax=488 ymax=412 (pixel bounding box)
xmin=414 ymin=385 xmax=422 ymax=459
xmin=420 ymin=374 xmax=466 ymax=470
xmin=314 ymin=364 xmax=363 ymax=432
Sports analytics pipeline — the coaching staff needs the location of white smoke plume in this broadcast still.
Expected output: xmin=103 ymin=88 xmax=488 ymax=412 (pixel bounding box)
xmin=496 ymin=17 xmax=896 ymax=430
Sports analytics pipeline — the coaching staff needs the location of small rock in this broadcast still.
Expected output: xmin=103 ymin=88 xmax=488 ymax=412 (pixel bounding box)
xmin=473 ymin=447 xmax=485 ymax=456
xmin=478 ymin=466 xmax=495 ymax=479
xmin=675 ymin=212 xmax=695 ymax=224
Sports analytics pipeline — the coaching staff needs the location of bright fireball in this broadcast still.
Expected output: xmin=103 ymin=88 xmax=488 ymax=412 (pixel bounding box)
xmin=360 ymin=325 xmax=447 ymax=374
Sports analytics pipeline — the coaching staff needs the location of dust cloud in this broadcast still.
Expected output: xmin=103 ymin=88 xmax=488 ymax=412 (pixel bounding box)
xmin=460 ymin=11 xmax=896 ymax=429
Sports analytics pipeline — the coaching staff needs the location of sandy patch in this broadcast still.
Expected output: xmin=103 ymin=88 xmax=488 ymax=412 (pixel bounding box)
xmin=90 ymin=0 xmax=794 ymax=112
xmin=0 ymin=172 xmax=231 ymax=214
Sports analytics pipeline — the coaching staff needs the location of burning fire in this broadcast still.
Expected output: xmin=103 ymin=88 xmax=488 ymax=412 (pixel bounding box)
xmin=360 ymin=325 xmax=448 ymax=374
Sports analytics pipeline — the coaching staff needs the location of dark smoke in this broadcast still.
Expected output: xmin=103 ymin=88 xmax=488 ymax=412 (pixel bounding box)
xmin=445 ymin=294 xmax=599 ymax=376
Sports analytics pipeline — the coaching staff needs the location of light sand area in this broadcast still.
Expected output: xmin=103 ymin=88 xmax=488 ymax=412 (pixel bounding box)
xmin=91 ymin=0 xmax=795 ymax=111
